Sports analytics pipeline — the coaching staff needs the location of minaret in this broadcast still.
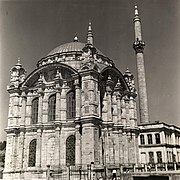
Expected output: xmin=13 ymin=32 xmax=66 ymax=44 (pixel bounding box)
xmin=133 ymin=5 xmax=149 ymax=124
xmin=87 ymin=21 xmax=93 ymax=45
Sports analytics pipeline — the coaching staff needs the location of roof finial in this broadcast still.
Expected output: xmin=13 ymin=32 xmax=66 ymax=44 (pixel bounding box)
xmin=134 ymin=4 xmax=139 ymax=16
xmin=87 ymin=21 xmax=93 ymax=45
xmin=17 ymin=57 xmax=21 ymax=65
xmin=74 ymin=34 xmax=79 ymax=42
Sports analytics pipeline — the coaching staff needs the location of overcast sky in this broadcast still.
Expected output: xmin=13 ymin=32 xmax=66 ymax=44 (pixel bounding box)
xmin=0 ymin=0 xmax=180 ymax=141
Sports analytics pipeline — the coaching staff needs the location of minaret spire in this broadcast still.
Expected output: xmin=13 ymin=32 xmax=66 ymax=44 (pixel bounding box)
xmin=133 ymin=4 xmax=149 ymax=124
xmin=87 ymin=21 xmax=93 ymax=45
xmin=134 ymin=4 xmax=142 ymax=40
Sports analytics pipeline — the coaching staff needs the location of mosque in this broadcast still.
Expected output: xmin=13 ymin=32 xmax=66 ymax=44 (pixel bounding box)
xmin=3 ymin=5 xmax=180 ymax=180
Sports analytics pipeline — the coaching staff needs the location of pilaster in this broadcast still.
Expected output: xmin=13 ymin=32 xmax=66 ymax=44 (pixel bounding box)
xmin=20 ymin=91 xmax=27 ymax=126
xmin=112 ymin=93 xmax=117 ymax=124
xmin=75 ymin=124 xmax=82 ymax=165
xmin=54 ymin=126 xmax=61 ymax=167
xmin=55 ymin=89 xmax=61 ymax=121
xmin=17 ymin=131 xmax=25 ymax=170
xmin=36 ymin=128 xmax=42 ymax=169
xmin=37 ymin=92 xmax=43 ymax=124
xmin=74 ymin=78 xmax=81 ymax=119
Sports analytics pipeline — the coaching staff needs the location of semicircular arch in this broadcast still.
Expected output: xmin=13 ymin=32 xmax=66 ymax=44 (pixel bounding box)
xmin=21 ymin=63 xmax=79 ymax=88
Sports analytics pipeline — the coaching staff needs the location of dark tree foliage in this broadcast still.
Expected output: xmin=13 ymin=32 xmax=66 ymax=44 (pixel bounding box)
xmin=0 ymin=141 xmax=6 ymax=166
xmin=0 ymin=141 xmax=6 ymax=151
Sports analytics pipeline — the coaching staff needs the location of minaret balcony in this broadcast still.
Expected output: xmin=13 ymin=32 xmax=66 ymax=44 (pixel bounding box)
xmin=133 ymin=39 xmax=145 ymax=53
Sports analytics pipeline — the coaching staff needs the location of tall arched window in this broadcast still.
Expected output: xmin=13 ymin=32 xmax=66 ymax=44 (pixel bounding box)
xmin=28 ymin=139 xmax=37 ymax=167
xmin=66 ymin=90 xmax=76 ymax=119
xmin=48 ymin=94 xmax=56 ymax=121
xmin=66 ymin=135 xmax=75 ymax=165
xmin=32 ymin=98 xmax=39 ymax=124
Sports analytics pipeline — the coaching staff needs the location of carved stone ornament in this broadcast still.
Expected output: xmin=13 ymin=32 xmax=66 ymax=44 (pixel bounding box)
xmin=133 ymin=39 xmax=145 ymax=53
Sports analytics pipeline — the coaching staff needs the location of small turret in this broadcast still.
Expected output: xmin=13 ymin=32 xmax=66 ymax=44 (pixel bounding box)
xmin=87 ymin=21 xmax=93 ymax=45
xmin=124 ymin=68 xmax=137 ymax=98
xmin=8 ymin=57 xmax=26 ymax=92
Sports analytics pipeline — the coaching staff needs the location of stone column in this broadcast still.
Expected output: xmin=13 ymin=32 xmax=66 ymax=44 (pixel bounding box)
xmin=54 ymin=126 xmax=61 ymax=168
xmin=107 ymin=91 xmax=112 ymax=122
xmin=26 ymin=93 xmax=32 ymax=125
xmin=17 ymin=131 xmax=25 ymax=170
xmin=42 ymin=93 xmax=48 ymax=123
xmin=121 ymin=98 xmax=126 ymax=126
xmin=4 ymin=133 xmax=15 ymax=172
xmin=118 ymin=131 xmax=124 ymax=164
xmin=102 ymin=93 xmax=108 ymax=121
xmin=75 ymin=124 xmax=82 ymax=165
xmin=75 ymin=79 xmax=81 ymax=119
xmin=125 ymin=97 xmax=130 ymax=127
xmin=123 ymin=132 xmax=128 ymax=163
xmin=36 ymin=128 xmax=42 ymax=168
xmin=129 ymin=97 xmax=135 ymax=128
xmin=160 ymin=131 xmax=166 ymax=144
xmin=12 ymin=132 xmax=18 ymax=171
xmin=56 ymin=89 xmax=61 ymax=121
xmin=38 ymin=92 xmax=43 ymax=124
xmin=116 ymin=95 xmax=121 ymax=124
xmin=60 ymin=85 xmax=67 ymax=121
xmin=112 ymin=93 xmax=117 ymax=124
xmin=21 ymin=91 xmax=27 ymax=126
xmin=106 ymin=75 xmax=113 ymax=122
xmin=81 ymin=122 xmax=100 ymax=165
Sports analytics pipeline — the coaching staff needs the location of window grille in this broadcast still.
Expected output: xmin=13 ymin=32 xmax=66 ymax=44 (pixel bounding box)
xmin=48 ymin=94 xmax=56 ymax=121
xmin=66 ymin=135 xmax=75 ymax=165
xmin=28 ymin=139 xmax=37 ymax=167
xmin=66 ymin=91 xmax=76 ymax=119
xmin=32 ymin=98 xmax=38 ymax=124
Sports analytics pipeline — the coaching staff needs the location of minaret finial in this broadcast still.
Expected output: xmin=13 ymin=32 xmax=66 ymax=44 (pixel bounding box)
xmin=134 ymin=4 xmax=139 ymax=16
xmin=17 ymin=57 xmax=21 ymax=65
xmin=74 ymin=34 xmax=79 ymax=42
xmin=87 ymin=21 xmax=93 ymax=45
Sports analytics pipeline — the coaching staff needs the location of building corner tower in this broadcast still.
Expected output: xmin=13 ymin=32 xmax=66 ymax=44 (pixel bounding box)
xmin=133 ymin=5 xmax=149 ymax=124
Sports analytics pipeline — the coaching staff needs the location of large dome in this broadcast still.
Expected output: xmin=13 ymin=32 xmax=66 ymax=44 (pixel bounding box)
xmin=47 ymin=41 xmax=104 ymax=56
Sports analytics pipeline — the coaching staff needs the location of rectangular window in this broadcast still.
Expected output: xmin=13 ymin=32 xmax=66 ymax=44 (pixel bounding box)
xmin=155 ymin=133 xmax=161 ymax=144
xmin=157 ymin=151 xmax=162 ymax=163
xmin=140 ymin=134 xmax=145 ymax=145
xmin=149 ymin=152 xmax=154 ymax=164
xmin=147 ymin=134 xmax=153 ymax=144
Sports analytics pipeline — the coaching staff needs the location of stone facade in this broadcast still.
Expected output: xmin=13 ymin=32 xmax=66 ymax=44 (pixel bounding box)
xmin=3 ymin=22 xmax=139 ymax=179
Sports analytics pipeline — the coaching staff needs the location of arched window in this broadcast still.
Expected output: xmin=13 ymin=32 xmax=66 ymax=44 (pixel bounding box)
xmin=28 ymin=139 xmax=37 ymax=167
xmin=32 ymin=98 xmax=38 ymax=124
xmin=48 ymin=94 xmax=56 ymax=121
xmin=66 ymin=90 xmax=76 ymax=119
xmin=66 ymin=135 xmax=75 ymax=165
